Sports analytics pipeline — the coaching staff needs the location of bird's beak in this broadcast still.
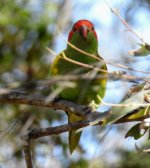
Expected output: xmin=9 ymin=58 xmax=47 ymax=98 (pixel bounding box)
xmin=79 ymin=25 xmax=88 ymax=39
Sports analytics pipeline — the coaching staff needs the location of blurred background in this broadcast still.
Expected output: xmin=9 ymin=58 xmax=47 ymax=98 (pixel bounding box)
xmin=0 ymin=0 xmax=150 ymax=167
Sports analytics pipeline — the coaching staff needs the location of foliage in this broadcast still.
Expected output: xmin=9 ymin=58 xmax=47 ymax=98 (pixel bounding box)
xmin=116 ymin=150 xmax=150 ymax=168
xmin=0 ymin=0 xmax=69 ymax=167
xmin=0 ymin=0 xmax=150 ymax=168
xmin=128 ymin=43 xmax=150 ymax=57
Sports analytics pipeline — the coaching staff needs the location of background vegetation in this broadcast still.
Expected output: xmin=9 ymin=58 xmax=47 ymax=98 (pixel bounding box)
xmin=0 ymin=0 xmax=150 ymax=167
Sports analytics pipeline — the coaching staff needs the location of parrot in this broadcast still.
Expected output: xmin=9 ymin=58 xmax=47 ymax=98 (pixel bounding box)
xmin=50 ymin=19 xmax=107 ymax=154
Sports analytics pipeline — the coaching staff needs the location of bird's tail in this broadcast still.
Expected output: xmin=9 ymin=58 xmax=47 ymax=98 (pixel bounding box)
xmin=68 ymin=113 xmax=83 ymax=154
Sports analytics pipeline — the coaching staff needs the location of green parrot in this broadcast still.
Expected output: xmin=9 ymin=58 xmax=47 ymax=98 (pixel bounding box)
xmin=50 ymin=19 xmax=107 ymax=153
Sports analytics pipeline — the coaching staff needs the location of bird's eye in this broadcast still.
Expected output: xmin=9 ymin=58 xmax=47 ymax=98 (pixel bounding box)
xmin=92 ymin=26 xmax=94 ymax=31
xmin=72 ymin=27 xmax=77 ymax=32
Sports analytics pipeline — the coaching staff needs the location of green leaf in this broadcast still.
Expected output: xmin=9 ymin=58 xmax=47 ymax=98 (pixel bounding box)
xmin=125 ymin=123 xmax=147 ymax=140
xmin=103 ymin=82 xmax=150 ymax=125
xmin=128 ymin=43 xmax=150 ymax=57
xmin=105 ymin=90 xmax=145 ymax=125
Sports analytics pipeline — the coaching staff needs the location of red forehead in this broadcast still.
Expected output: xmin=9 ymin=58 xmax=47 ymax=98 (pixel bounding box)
xmin=68 ymin=19 xmax=97 ymax=41
xmin=73 ymin=20 xmax=94 ymax=28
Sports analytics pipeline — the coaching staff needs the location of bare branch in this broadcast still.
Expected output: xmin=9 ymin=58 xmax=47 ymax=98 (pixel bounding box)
xmin=22 ymin=137 xmax=33 ymax=168
xmin=21 ymin=115 xmax=149 ymax=168
xmin=0 ymin=88 xmax=91 ymax=118
xmin=104 ymin=0 xmax=146 ymax=44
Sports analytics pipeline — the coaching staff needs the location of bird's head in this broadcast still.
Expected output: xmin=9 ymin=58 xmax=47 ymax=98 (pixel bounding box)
xmin=68 ymin=19 xmax=98 ymax=42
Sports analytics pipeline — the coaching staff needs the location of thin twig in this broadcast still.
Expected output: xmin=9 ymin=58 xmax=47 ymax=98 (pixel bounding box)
xmin=97 ymin=95 xmax=150 ymax=107
xmin=47 ymin=47 xmax=150 ymax=82
xmin=57 ymin=30 xmax=150 ymax=75
xmin=61 ymin=51 xmax=107 ymax=73
xmin=104 ymin=0 xmax=146 ymax=44
xmin=61 ymin=52 xmax=148 ymax=82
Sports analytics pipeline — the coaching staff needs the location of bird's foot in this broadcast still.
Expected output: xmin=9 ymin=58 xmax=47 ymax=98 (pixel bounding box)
xmin=89 ymin=100 xmax=99 ymax=110
xmin=82 ymin=106 xmax=93 ymax=115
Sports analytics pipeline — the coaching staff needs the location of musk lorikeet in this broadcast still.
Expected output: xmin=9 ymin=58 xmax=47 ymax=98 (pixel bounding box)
xmin=50 ymin=19 xmax=107 ymax=153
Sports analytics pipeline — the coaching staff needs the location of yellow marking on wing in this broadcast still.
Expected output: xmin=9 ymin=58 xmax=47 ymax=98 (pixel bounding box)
xmin=50 ymin=53 xmax=63 ymax=75
xmin=52 ymin=67 xmax=58 ymax=75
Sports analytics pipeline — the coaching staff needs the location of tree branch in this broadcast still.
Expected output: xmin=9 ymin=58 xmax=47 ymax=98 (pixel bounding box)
xmin=0 ymin=88 xmax=149 ymax=168
xmin=0 ymin=88 xmax=95 ymax=118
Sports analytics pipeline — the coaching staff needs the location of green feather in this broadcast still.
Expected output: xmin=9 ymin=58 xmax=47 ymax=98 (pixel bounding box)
xmin=50 ymin=29 xmax=107 ymax=153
